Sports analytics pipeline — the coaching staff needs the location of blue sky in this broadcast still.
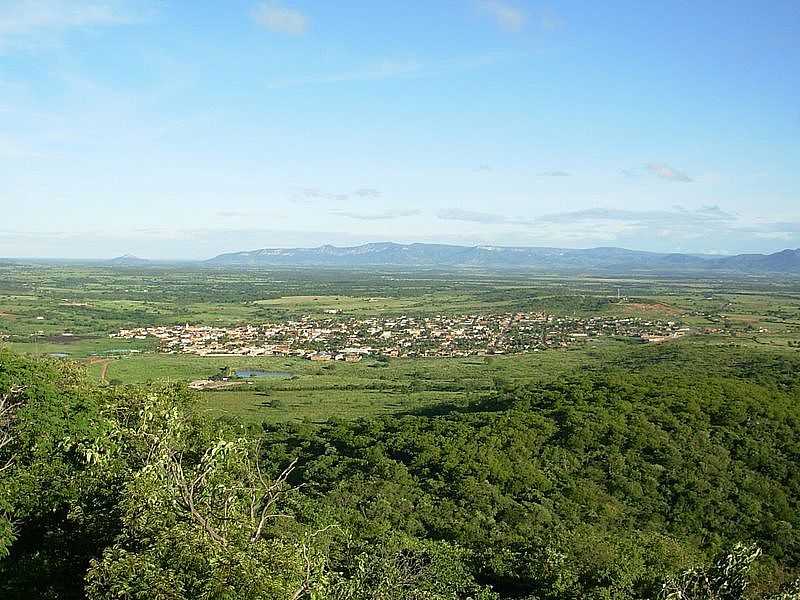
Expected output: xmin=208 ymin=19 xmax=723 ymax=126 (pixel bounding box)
xmin=1 ymin=0 xmax=798 ymax=258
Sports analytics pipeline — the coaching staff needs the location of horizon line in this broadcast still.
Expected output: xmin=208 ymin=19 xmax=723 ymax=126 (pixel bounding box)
xmin=1 ymin=242 xmax=798 ymax=263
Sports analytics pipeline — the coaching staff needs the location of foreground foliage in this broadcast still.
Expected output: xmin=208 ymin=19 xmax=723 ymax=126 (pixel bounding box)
xmin=1 ymin=347 xmax=800 ymax=598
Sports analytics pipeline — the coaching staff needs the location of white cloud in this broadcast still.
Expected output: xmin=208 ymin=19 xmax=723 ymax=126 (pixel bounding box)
xmin=753 ymin=231 xmax=793 ymax=240
xmin=217 ymin=210 xmax=257 ymax=219
xmin=433 ymin=205 xmax=788 ymax=247
xmin=538 ymin=206 xmax=735 ymax=227
xmin=0 ymin=0 xmax=142 ymax=49
xmin=289 ymin=187 xmax=386 ymax=205
xmin=352 ymin=188 xmax=382 ymax=199
xmin=478 ymin=0 xmax=526 ymax=32
xmin=290 ymin=188 xmax=350 ymax=205
xmin=437 ymin=208 xmax=510 ymax=224
xmin=622 ymin=163 xmax=693 ymax=182
xmin=330 ymin=209 xmax=420 ymax=221
xmin=253 ymin=2 xmax=308 ymax=35
xmin=646 ymin=162 xmax=693 ymax=182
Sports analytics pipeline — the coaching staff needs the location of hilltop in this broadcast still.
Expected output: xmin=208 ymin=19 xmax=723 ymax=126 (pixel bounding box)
xmin=109 ymin=254 xmax=151 ymax=266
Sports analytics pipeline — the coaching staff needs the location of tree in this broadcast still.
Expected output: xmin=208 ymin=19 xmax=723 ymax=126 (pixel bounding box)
xmin=327 ymin=536 xmax=497 ymax=600
xmin=0 ymin=383 xmax=25 ymax=557
xmin=84 ymin=387 xmax=329 ymax=600
xmin=660 ymin=544 xmax=800 ymax=600
xmin=0 ymin=351 xmax=111 ymax=599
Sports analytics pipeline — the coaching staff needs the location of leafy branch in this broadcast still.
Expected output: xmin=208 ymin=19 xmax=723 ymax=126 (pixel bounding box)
xmin=0 ymin=385 xmax=26 ymax=474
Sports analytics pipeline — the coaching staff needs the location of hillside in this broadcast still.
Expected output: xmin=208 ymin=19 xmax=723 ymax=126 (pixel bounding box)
xmin=3 ymin=345 xmax=800 ymax=598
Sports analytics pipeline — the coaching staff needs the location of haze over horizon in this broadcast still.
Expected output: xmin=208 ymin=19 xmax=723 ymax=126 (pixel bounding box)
xmin=1 ymin=1 xmax=798 ymax=259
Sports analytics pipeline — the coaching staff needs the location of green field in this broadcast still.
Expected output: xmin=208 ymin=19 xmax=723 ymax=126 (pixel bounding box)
xmin=85 ymin=344 xmax=609 ymax=423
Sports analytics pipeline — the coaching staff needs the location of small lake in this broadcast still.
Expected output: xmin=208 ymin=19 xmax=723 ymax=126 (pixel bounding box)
xmin=235 ymin=369 xmax=293 ymax=380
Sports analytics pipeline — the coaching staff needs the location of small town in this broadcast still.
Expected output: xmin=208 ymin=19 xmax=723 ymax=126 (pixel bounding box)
xmin=111 ymin=312 xmax=691 ymax=360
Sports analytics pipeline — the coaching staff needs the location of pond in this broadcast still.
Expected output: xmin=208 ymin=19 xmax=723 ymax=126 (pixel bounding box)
xmin=235 ymin=369 xmax=294 ymax=380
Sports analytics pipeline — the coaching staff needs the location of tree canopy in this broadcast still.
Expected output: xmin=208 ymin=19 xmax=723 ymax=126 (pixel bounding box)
xmin=2 ymin=347 xmax=800 ymax=599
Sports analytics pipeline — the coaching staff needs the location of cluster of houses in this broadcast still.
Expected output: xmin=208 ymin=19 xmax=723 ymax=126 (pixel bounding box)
xmin=111 ymin=312 xmax=691 ymax=360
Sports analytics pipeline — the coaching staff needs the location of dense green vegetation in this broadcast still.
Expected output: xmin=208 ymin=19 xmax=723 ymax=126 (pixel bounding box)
xmin=2 ymin=266 xmax=800 ymax=597
xmin=2 ymin=342 xmax=800 ymax=599
xmin=256 ymin=344 xmax=800 ymax=598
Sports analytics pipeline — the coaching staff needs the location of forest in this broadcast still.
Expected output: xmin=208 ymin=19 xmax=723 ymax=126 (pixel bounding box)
xmin=2 ymin=343 xmax=800 ymax=599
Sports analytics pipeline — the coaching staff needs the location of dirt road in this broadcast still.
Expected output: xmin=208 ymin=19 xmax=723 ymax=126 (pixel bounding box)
xmin=83 ymin=357 xmax=112 ymax=384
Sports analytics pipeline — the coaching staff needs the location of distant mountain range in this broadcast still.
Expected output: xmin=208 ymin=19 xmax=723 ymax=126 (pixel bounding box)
xmin=205 ymin=243 xmax=800 ymax=274
xmin=7 ymin=245 xmax=797 ymax=274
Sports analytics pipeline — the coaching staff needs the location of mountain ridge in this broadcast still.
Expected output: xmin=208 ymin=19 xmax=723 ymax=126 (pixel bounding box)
xmin=205 ymin=243 xmax=800 ymax=273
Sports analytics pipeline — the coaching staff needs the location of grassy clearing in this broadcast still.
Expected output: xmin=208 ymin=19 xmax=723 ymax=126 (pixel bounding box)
xmin=8 ymin=336 xmax=155 ymax=358
xmin=87 ymin=343 xmax=618 ymax=423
